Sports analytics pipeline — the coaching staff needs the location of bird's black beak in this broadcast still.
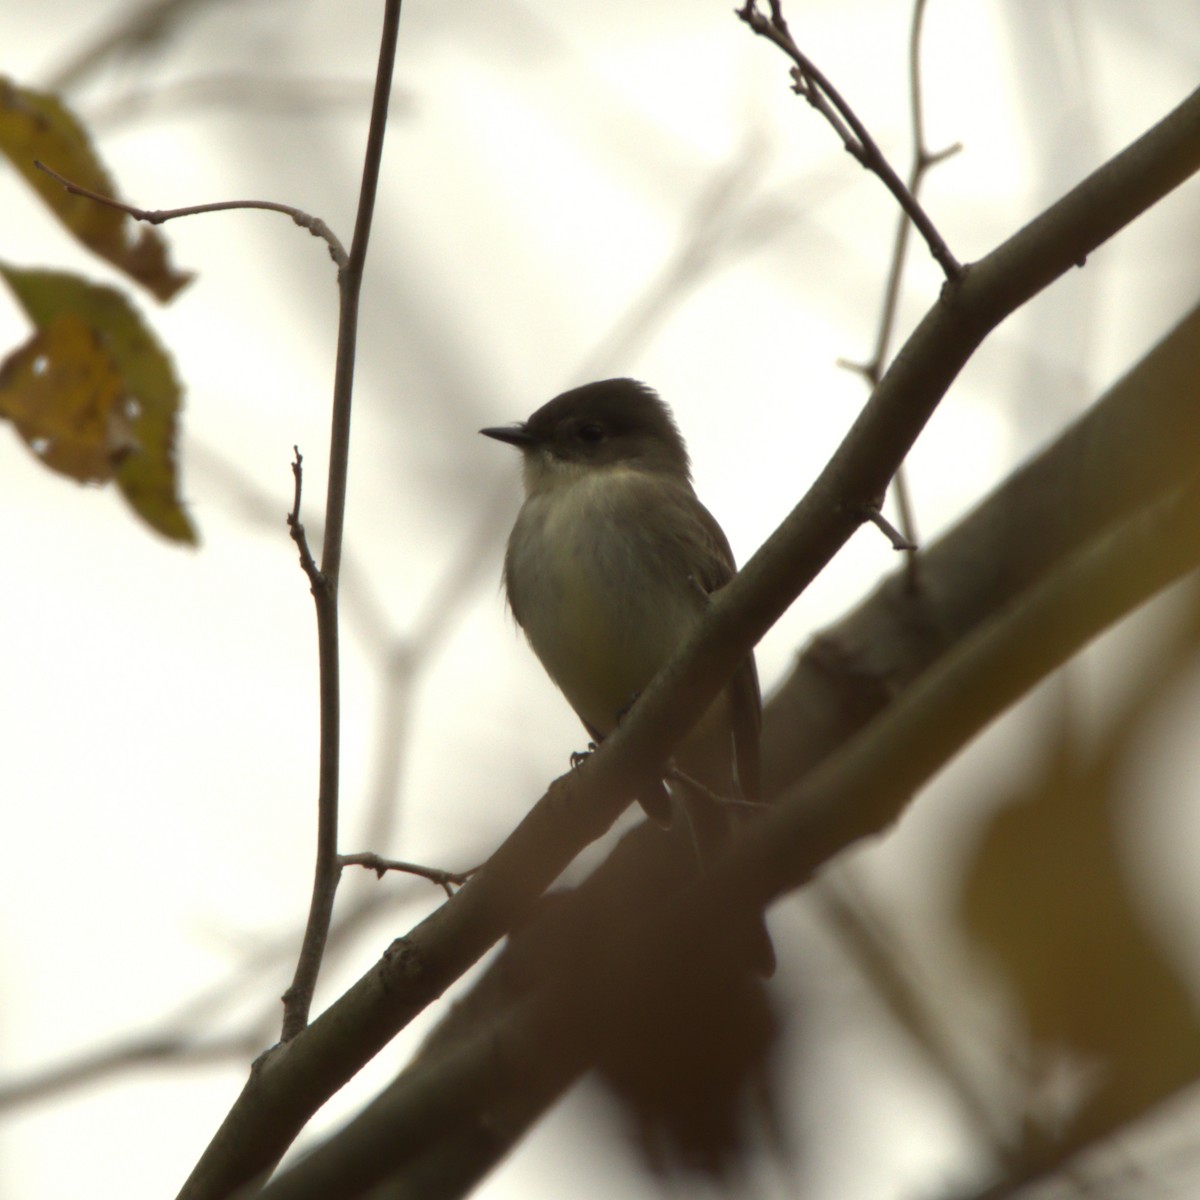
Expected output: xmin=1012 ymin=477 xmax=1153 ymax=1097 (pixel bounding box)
xmin=480 ymin=423 xmax=536 ymax=448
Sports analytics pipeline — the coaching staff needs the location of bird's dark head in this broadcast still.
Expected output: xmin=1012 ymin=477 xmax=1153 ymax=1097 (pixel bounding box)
xmin=480 ymin=379 xmax=691 ymax=491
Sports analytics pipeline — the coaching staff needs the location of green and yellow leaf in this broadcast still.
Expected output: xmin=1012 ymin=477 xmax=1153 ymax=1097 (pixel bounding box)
xmin=0 ymin=264 xmax=196 ymax=543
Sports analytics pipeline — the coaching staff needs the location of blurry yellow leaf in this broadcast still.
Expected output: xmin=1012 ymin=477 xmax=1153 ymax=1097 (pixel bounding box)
xmin=960 ymin=739 xmax=1200 ymax=1136
xmin=0 ymin=264 xmax=196 ymax=543
xmin=0 ymin=313 xmax=130 ymax=481
xmin=0 ymin=77 xmax=192 ymax=301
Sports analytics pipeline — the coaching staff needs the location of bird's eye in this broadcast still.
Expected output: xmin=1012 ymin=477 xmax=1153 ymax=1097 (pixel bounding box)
xmin=577 ymin=423 xmax=606 ymax=443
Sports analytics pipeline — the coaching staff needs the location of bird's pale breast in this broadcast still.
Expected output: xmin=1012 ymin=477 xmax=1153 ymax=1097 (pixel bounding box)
xmin=505 ymin=466 xmax=704 ymax=737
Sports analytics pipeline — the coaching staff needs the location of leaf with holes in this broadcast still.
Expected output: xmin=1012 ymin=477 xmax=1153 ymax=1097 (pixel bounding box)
xmin=0 ymin=263 xmax=196 ymax=543
xmin=0 ymin=312 xmax=133 ymax=481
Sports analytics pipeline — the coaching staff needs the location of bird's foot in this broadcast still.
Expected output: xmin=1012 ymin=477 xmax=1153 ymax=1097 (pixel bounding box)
xmin=569 ymin=742 xmax=598 ymax=770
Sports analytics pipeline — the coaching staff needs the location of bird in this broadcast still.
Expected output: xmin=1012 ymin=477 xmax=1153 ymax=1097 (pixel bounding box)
xmin=481 ymin=377 xmax=772 ymax=974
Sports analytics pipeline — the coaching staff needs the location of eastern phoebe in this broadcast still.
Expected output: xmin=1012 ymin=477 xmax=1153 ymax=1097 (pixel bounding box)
xmin=482 ymin=378 xmax=772 ymax=970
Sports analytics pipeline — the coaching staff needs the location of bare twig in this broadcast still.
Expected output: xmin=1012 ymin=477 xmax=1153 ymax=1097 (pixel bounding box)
xmin=892 ymin=0 xmax=959 ymax=581
xmin=862 ymin=0 xmax=962 ymax=382
xmin=279 ymin=0 xmax=404 ymax=1043
xmin=858 ymin=504 xmax=917 ymax=551
xmin=339 ymin=852 xmax=477 ymax=899
xmin=287 ymin=448 xmax=321 ymax=588
xmin=33 ymin=159 xmax=348 ymax=268
xmin=736 ymin=0 xmax=962 ymax=280
xmin=835 ymin=0 xmax=962 ymax=574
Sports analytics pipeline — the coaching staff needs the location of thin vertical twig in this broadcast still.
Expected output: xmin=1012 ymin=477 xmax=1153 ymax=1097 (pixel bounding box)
xmin=280 ymin=0 xmax=404 ymax=1043
xmin=836 ymin=0 xmax=961 ymax=576
xmin=879 ymin=0 xmax=960 ymax=573
xmin=866 ymin=0 xmax=961 ymax=381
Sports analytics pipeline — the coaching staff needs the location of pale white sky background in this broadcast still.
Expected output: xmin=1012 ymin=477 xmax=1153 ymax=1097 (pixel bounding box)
xmin=2 ymin=2 xmax=1199 ymax=1198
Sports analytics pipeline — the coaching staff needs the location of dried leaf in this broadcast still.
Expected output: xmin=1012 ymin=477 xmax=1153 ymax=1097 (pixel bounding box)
xmin=960 ymin=740 xmax=1200 ymax=1136
xmin=0 ymin=77 xmax=193 ymax=301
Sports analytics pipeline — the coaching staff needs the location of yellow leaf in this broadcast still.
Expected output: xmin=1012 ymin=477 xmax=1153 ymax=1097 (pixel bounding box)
xmin=0 ymin=264 xmax=196 ymax=543
xmin=0 ymin=313 xmax=129 ymax=481
xmin=0 ymin=77 xmax=193 ymax=302
xmin=959 ymin=740 xmax=1200 ymax=1136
